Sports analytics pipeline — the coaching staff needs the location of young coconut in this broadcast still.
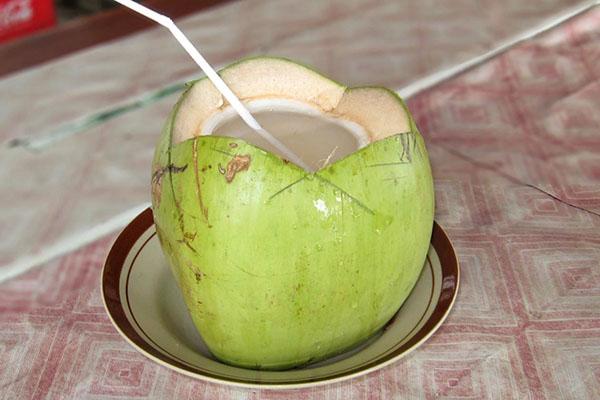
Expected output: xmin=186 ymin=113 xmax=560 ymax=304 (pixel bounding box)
xmin=151 ymin=57 xmax=434 ymax=370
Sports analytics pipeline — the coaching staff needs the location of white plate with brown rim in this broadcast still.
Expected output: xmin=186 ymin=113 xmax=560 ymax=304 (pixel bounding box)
xmin=102 ymin=207 xmax=459 ymax=389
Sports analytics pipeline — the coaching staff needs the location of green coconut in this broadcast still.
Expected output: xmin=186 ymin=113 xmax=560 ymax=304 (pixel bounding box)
xmin=151 ymin=57 xmax=434 ymax=370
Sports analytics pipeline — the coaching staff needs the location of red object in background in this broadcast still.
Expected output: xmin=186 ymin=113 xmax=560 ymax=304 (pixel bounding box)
xmin=0 ymin=0 xmax=56 ymax=43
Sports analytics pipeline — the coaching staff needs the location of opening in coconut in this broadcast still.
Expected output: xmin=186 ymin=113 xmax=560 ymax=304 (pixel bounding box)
xmin=172 ymin=57 xmax=411 ymax=172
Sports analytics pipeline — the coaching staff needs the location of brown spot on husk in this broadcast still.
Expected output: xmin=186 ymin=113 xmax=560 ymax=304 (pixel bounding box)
xmin=229 ymin=142 xmax=238 ymax=148
xmin=224 ymin=154 xmax=251 ymax=183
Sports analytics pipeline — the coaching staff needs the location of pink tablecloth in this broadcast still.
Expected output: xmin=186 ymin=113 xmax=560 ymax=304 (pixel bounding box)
xmin=1 ymin=1 xmax=599 ymax=399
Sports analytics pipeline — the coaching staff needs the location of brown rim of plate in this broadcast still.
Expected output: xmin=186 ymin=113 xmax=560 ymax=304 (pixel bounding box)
xmin=101 ymin=207 xmax=459 ymax=388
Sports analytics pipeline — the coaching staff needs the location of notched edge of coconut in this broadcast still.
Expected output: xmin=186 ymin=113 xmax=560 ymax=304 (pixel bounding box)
xmin=171 ymin=57 xmax=347 ymax=145
xmin=168 ymin=57 xmax=418 ymax=175
xmin=331 ymin=86 xmax=411 ymax=142
xmin=172 ymin=84 xmax=412 ymax=150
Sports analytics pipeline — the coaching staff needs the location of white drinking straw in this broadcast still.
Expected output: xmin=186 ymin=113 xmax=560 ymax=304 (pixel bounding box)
xmin=114 ymin=0 xmax=310 ymax=170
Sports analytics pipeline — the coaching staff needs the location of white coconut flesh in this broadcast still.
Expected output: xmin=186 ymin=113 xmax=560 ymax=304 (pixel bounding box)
xmin=172 ymin=58 xmax=411 ymax=172
xmin=205 ymin=99 xmax=370 ymax=172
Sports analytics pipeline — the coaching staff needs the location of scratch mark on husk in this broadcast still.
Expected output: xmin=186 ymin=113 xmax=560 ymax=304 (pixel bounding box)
xmin=268 ymin=176 xmax=309 ymax=201
xmin=193 ymin=137 xmax=209 ymax=222
xmin=314 ymin=175 xmax=374 ymax=215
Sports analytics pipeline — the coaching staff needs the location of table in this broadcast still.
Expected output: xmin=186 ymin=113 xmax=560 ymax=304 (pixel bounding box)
xmin=1 ymin=0 xmax=599 ymax=398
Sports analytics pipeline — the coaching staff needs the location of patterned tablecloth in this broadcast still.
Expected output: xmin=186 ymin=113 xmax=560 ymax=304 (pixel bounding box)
xmin=1 ymin=0 xmax=599 ymax=398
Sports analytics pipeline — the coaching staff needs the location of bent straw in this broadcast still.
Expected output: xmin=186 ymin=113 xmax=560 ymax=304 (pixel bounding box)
xmin=113 ymin=0 xmax=310 ymax=170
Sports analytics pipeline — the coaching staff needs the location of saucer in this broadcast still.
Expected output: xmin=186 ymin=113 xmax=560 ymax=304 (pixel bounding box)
xmin=102 ymin=208 xmax=459 ymax=389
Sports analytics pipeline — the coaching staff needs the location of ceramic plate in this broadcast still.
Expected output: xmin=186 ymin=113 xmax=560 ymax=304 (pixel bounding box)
xmin=102 ymin=208 xmax=459 ymax=389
